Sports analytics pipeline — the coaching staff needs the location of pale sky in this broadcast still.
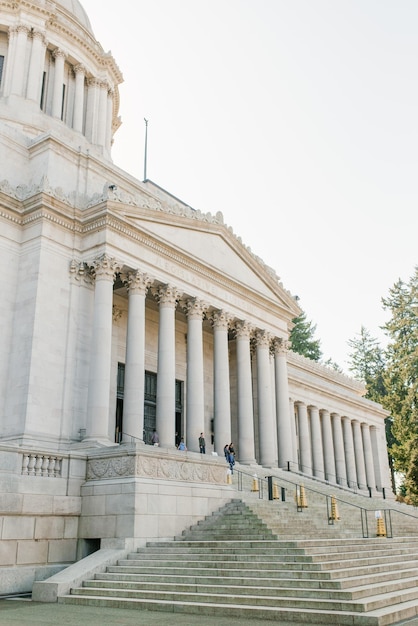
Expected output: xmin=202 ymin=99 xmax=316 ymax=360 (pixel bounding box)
xmin=81 ymin=0 xmax=418 ymax=372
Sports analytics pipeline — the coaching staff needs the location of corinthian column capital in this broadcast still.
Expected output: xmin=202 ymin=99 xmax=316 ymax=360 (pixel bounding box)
xmin=154 ymin=284 xmax=181 ymax=307
xmin=123 ymin=270 xmax=152 ymax=296
xmin=273 ymin=337 xmax=290 ymax=356
xmin=254 ymin=329 xmax=272 ymax=349
xmin=184 ymin=297 xmax=208 ymax=320
xmin=210 ymin=309 xmax=233 ymax=331
xmin=53 ymin=47 xmax=67 ymax=60
xmin=90 ymin=253 xmax=122 ymax=281
xmin=234 ymin=320 xmax=254 ymax=340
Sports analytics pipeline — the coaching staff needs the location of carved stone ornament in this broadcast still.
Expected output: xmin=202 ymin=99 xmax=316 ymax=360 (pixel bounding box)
xmin=273 ymin=337 xmax=290 ymax=356
xmin=86 ymin=452 xmax=226 ymax=484
xmin=184 ymin=297 xmax=208 ymax=320
xmin=210 ymin=309 xmax=233 ymax=331
xmin=69 ymin=259 xmax=93 ymax=285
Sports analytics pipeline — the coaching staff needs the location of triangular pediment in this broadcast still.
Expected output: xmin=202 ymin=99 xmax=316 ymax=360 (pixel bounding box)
xmin=119 ymin=204 xmax=299 ymax=318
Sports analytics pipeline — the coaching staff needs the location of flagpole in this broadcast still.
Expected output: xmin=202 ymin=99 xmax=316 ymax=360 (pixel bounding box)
xmin=143 ymin=118 xmax=148 ymax=181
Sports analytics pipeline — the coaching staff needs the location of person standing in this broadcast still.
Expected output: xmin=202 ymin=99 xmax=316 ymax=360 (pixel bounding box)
xmin=151 ymin=430 xmax=159 ymax=446
xmin=199 ymin=432 xmax=206 ymax=454
xmin=228 ymin=442 xmax=235 ymax=474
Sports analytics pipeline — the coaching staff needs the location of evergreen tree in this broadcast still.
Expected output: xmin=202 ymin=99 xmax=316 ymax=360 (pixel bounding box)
xmin=347 ymin=326 xmax=386 ymax=403
xmin=381 ymin=268 xmax=418 ymax=503
xmin=322 ymin=357 xmax=343 ymax=373
xmin=290 ymin=310 xmax=322 ymax=362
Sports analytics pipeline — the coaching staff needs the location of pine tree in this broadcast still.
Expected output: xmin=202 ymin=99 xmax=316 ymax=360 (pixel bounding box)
xmin=381 ymin=268 xmax=418 ymax=503
xmin=347 ymin=326 xmax=386 ymax=403
xmin=290 ymin=310 xmax=322 ymax=362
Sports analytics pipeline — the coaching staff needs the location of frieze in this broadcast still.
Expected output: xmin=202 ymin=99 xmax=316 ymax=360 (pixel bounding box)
xmin=86 ymin=452 xmax=226 ymax=484
xmin=0 ymin=180 xmax=286 ymax=293
xmin=0 ymin=176 xmax=75 ymax=206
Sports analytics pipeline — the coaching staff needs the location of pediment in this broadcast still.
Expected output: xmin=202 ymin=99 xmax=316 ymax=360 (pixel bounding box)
xmin=121 ymin=206 xmax=299 ymax=317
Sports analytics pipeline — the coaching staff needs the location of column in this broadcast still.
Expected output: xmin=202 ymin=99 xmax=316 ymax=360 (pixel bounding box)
xmin=10 ymin=25 xmax=30 ymax=97
xmin=342 ymin=416 xmax=357 ymax=489
xmin=122 ymin=271 xmax=151 ymax=443
xmin=211 ymin=310 xmax=232 ymax=456
xmin=185 ymin=298 xmax=207 ymax=452
xmin=235 ymin=321 xmax=256 ymax=464
xmin=73 ymin=64 xmax=86 ymax=133
xmin=86 ymin=254 xmax=121 ymax=442
xmin=310 ymin=405 xmax=325 ymax=479
xmin=362 ymin=423 xmax=376 ymax=491
xmin=106 ymin=87 xmax=114 ymax=152
xmin=375 ymin=423 xmax=392 ymax=492
xmin=85 ymin=78 xmax=100 ymax=143
xmin=352 ymin=420 xmax=367 ymax=489
xmin=52 ymin=48 xmax=66 ymax=119
xmin=273 ymin=338 xmax=294 ymax=468
xmin=2 ymin=27 xmax=17 ymax=96
xmin=255 ymin=330 xmax=276 ymax=468
xmin=297 ymin=402 xmax=312 ymax=475
xmin=321 ymin=409 xmax=336 ymax=482
xmin=332 ymin=412 xmax=347 ymax=486
xmin=155 ymin=285 xmax=180 ymax=448
xmin=26 ymin=30 xmax=46 ymax=102
xmin=289 ymin=399 xmax=298 ymax=469
xmin=97 ymin=80 xmax=108 ymax=147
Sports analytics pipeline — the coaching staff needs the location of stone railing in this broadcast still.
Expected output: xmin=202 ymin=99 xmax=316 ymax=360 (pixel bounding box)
xmin=86 ymin=445 xmax=226 ymax=485
xmin=21 ymin=452 xmax=63 ymax=477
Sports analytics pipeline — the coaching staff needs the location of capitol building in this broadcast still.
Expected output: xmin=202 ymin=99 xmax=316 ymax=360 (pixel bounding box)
xmin=0 ymin=0 xmax=391 ymax=596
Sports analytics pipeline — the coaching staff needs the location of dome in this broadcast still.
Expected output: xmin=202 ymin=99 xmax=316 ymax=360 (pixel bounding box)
xmin=55 ymin=0 xmax=94 ymax=35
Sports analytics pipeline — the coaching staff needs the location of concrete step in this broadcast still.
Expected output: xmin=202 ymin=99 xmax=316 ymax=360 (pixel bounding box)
xmin=61 ymin=498 xmax=418 ymax=625
xmin=58 ymin=594 xmax=418 ymax=626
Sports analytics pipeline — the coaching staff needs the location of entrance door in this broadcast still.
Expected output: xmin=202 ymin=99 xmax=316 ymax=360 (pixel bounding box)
xmin=115 ymin=363 xmax=125 ymax=442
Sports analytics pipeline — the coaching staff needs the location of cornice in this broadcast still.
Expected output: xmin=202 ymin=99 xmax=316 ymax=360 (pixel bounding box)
xmin=288 ymin=350 xmax=365 ymax=392
xmin=0 ymin=179 xmax=298 ymax=321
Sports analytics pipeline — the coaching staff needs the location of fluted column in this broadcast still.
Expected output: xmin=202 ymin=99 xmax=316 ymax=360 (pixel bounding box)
xmin=122 ymin=271 xmax=151 ymax=443
xmin=331 ymin=413 xmax=347 ymax=486
xmin=310 ymin=405 xmax=324 ymax=479
xmin=2 ymin=27 xmax=17 ymax=96
xmin=235 ymin=321 xmax=256 ymax=464
xmin=297 ymin=402 xmax=312 ymax=475
xmin=73 ymin=64 xmax=86 ymax=133
xmin=106 ymin=87 xmax=114 ymax=151
xmin=362 ymin=423 xmax=376 ymax=491
xmin=352 ymin=420 xmax=367 ymax=489
xmin=85 ymin=78 xmax=100 ymax=143
xmin=342 ymin=416 xmax=357 ymax=489
xmin=185 ymin=298 xmax=207 ymax=452
xmin=211 ymin=310 xmax=232 ymax=456
xmin=51 ymin=49 xmax=66 ymax=119
xmin=155 ymin=285 xmax=180 ymax=448
xmin=10 ymin=25 xmax=30 ymax=96
xmin=289 ymin=399 xmax=298 ymax=468
xmin=26 ymin=30 xmax=46 ymax=102
xmin=273 ymin=338 xmax=294 ymax=468
xmin=255 ymin=330 xmax=276 ymax=468
xmin=321 ymin=409 xmax=336 ymax=482
xmin=97 ymin=80 xmax=108 ymax=147
xmin=86 ymin=254 xmax=121 ymax=442
xmin=372 ymin=424 xmax=389 ymax=492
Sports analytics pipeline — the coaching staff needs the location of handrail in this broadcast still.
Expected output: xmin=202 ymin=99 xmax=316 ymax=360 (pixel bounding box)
xmin=234 ymin=466 xmax=418 ymax=537
xmin=285 ymin=460 xmax=369 ymax=494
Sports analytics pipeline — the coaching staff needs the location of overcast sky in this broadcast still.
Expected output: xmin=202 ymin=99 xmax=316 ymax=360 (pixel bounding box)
xmin=81 ymin=0 xmax=418 ymax=372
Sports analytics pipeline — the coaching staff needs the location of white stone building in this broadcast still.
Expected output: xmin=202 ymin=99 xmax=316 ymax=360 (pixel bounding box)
xmin=0 ymin=0 xmax=391 ymax=595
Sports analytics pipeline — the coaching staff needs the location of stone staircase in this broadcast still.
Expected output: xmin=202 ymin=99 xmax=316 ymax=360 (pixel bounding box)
xmin=235 ymin=465 xmax=418 ymax=539
xmin=60 ymin=499 xmax=418 ymax=625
